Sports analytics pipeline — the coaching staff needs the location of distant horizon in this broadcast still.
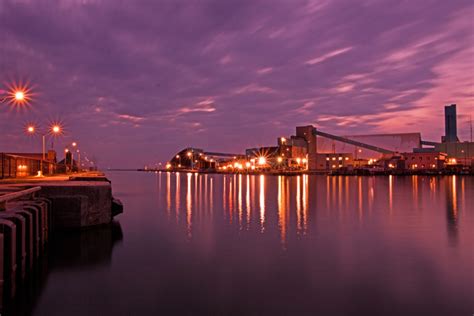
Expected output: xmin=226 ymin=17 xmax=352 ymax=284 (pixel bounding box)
xmin=1 ymin=1 xmax=473 ymax=168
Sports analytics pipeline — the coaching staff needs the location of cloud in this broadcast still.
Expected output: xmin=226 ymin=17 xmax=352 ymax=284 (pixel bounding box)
xmin=0 ymin=0 xmax=472 ymax=167
xmin=232 ymin=83 xmax=276 ymax=95
xmin=305 ymin=47 xmax=353 ymax=65
xmin=257 ymin=67 xmax=273 ymax=75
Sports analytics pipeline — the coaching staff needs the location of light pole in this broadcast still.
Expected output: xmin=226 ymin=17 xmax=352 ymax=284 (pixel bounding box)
xmin=76 ymin=149 xmax=81 ymax=172
xmin=176 ymin=154 xmax=181 ymax=168
xmin=64 ymin=148 xmax=69 ymax=173
xmin=26 ymin=123 xmax=63 ymax=176
xmin=187 ymin=151 xmax=193 ymax=170
xmin=71 ymin=142 xmax=77 ymax=172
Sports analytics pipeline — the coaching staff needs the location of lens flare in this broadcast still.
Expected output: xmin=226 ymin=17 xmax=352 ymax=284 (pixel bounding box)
xmin=3 ymin=80 xmax=35 ymax=107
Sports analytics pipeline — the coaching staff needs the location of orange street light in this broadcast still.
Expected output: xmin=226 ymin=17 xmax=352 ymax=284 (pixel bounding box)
xmin=51 ymin=124 xmax=62 ymax=135
xmin=1 ymin=81 xmax=34 ymax=106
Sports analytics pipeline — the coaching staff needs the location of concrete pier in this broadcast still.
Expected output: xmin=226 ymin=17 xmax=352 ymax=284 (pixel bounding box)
xmin=0 ymin=172 xmax=122 ymax=310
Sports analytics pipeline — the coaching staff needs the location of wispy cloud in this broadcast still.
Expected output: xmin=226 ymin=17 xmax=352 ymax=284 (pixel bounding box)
xmin=257 ymin=67 xmax=273 ymax=75
xmin=306 ymin=47 xmax=353 ymax=65
xmin=233 ymin=83 xmax=276 ymax=95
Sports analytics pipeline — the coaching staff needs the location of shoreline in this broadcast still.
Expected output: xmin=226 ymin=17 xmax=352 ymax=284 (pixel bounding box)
xmin=110 ymin=169 xmax=474 ymax=177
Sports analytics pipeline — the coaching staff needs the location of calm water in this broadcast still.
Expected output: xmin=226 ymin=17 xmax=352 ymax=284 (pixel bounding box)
xmin=7 ymin=172 xmax=474 ymax=315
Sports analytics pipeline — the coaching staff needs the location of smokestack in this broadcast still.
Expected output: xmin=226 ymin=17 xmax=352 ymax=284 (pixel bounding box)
xmin=444 ymin=104 xmax=458 ymax=143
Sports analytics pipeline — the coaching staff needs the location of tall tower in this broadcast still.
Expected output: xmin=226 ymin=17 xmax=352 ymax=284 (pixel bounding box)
xmin=444 ymin=104 xmax=458 ymax=143
xmin=296 ymin=125 xmax=317 ymax=170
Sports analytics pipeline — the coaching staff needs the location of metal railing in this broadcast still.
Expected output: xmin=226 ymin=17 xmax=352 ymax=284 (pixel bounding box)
xmin=0 ymin=186 xmax=41 ymax=210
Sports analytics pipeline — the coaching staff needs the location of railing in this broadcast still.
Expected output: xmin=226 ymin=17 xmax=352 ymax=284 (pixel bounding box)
xmin=0 ymin=186 xmax=41 ymax=210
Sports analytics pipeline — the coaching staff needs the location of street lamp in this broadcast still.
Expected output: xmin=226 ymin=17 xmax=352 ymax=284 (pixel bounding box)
xmin=187 ymin=151 xmax=193 ymax=169
xmin=71 ymin=142 xmax=78 ymax=172
xmin=1 ymin=82 xmax=33 ymax=106
xmin=26 ymin=123 xmax=64 ymax=176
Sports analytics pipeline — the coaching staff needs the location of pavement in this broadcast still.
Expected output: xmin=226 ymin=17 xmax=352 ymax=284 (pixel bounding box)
xmin=0 ymin=172 xmax=105 ymax=185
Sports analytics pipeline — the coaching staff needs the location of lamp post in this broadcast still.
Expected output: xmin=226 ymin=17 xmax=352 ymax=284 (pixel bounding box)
xmin=176 ymin=154 xmax=181 ymax=168
xmin=26 ymin=123 xmax=63 ymax=176
xmin=64 ymin=148 xmax=69 ymax=173
xmin=71 ymin=142 xmax=77 ymax=172
xmin=76 ymin=149 xmax=81 ymax=172
xmin=187 ymin=151 xmax=193 ymax=170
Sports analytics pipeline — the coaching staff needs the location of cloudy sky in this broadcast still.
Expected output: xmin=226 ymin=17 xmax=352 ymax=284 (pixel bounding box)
xmin=1 ymin=0 xmax=473 ymax=167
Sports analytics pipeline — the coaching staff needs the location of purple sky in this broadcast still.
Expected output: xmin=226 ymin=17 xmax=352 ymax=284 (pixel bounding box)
xmin=1 ymin=0 xmax=473 ymax=168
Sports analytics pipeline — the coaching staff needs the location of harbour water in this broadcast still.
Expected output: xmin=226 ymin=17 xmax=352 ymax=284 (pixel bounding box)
xmin=8 ymin=172 xmax=474 ymax=315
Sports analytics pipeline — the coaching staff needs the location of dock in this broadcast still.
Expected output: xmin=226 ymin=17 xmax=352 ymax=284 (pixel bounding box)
xmin=0 ymin=172 xmax=122 ymax=310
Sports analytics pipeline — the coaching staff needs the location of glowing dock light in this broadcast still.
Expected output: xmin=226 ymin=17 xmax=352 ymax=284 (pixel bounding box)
xmin=166 ymin=163 xmax=171 ymax=169
xmin=258 ymin=156 xmax=266 ymax=165
xmin=296 ymin=158 xmax=301 ymax=164
xmin=245 ymin=162 xmax=251 ymax=168
xmin=302 ymin=158 xmax=307 ymax=164
xmin=277 ymin=156 xmax=283 ymax=163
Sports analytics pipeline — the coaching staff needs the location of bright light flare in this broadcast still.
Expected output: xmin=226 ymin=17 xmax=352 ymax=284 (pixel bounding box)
xmin=50 ymin=124 xmax=63 ymax=135
xmin=15 ymin=91 xmax=25 ymax=101
xmin=26 ymin=125 xmax=36 ymax=134
xmin=258 ymin=156 xmax=266 ymax=165
xmin=4 ymin=81 xmax=34 ymax=107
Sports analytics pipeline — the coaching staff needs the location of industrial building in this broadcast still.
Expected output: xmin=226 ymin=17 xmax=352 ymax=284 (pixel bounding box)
xmin=167 ymin=104 xmax=473 ymax=174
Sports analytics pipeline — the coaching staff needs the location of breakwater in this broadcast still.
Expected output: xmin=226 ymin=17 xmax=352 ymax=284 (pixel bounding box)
xmin=0 ymin=173 xmax=122 ymax=311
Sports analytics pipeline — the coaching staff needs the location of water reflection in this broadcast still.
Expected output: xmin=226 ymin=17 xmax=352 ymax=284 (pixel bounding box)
xmin=14 ymin=173 xmax=472 ymax=316
xmin=161 ymin=173 xmax=471 ymax=254
xmin=278 ymin=176 xmax=287 ymax=248
xmin=446 ymin=176 xmax=459 ymax=246
xmin=4 ymin=221 xmax=123 ymax=315
xmin=259 ymin=175 xmax=265 ymax=233
xmin=186 ymin=173 xmax=192 ymax=238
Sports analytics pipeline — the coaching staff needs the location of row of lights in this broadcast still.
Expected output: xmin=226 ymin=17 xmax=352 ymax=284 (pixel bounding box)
xmin=2 ymin=82 xmax=93 ymax=175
